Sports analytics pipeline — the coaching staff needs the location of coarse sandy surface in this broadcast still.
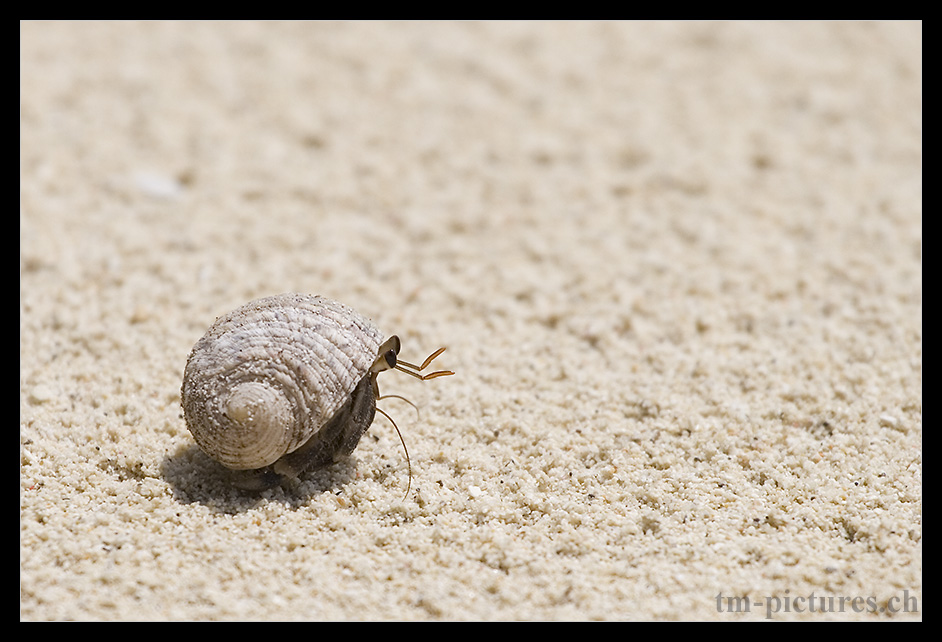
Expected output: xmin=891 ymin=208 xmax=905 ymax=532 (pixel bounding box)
xmin=21 ymin=21 xmax=921 ymax=620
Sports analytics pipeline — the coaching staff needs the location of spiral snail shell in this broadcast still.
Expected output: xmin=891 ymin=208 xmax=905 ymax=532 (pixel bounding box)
xmin=181 ymin=293 xmax=453 ymax=491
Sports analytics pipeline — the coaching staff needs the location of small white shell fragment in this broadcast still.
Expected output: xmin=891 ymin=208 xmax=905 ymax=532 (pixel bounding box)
xmin=468 ymin=485 xmax=483 ymax=498
xmin=133 ymin=170 xmax=184 ymax=199
xmin=28 ymin=384 xmax=55 ymax=405
xmin=879 ymin=415 xmax=900 ymax=429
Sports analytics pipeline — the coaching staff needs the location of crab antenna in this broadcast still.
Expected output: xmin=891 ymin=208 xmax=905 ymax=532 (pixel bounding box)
xmin=376 ymin=393 xmax=420 ymax=419
xmin=395 ymin=347 xmax=455 ymax=381
xmin=376 ymin=406 xmax=412 ymax=500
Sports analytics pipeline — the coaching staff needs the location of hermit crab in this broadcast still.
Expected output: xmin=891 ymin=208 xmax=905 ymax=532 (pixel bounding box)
xmin=181 ymin=293 xmax=452 ymax=492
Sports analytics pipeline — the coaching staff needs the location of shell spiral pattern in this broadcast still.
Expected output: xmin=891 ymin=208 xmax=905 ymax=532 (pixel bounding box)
xmin=181 ymin=293 xmax=384 ymax=471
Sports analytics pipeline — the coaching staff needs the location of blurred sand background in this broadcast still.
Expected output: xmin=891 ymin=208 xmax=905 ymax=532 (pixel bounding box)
xmin=21 ymin=21 xmax=921 ymax=620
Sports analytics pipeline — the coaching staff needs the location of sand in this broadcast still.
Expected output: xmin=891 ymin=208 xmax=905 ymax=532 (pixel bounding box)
xmin=20 ymin=21 xmax=921 ymax=620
